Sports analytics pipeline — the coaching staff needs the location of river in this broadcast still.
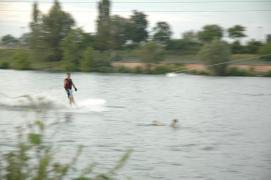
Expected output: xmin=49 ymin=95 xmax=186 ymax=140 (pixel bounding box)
xmin=0 ymin=69 xmax=271 ymax=180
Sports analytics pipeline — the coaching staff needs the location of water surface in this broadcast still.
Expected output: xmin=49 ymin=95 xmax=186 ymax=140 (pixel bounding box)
xmin=0 ymin=70 xmax=271 ymax=180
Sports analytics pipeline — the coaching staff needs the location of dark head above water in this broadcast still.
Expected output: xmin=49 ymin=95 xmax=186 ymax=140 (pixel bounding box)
xmin=171 ymin=119 xmax=179 ymax=128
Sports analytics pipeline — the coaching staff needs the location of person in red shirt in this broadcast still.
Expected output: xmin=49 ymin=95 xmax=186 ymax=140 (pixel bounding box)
xmin=64 ymin=72 xmax=77 ymax=106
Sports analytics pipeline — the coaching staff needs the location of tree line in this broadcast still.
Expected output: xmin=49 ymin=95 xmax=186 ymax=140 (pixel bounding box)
xmin=0 ymin=0 xmax=271 ymax=75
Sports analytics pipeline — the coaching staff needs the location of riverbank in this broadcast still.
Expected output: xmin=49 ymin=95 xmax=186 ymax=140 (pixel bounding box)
xmin=112 ymin=61 xmax=271 ymax=76
xmin=1 ymin=48 xmax=271 ymax=76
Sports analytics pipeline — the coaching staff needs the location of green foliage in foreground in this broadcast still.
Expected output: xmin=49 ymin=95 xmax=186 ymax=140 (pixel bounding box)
xmin=0 ymin=120 xmax=132 ymax=180
xmin=199 ymin=39 xmax=231 ymax=76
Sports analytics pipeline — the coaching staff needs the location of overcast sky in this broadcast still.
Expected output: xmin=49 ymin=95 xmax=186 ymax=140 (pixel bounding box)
xmin=0 ymin=0 xmax=270 ymax=41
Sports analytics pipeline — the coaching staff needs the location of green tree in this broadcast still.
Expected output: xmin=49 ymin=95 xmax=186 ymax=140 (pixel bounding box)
xmin=1 ymin=35 xmax=18 ymax=47
xmin=61 ymin=29 xmax=84 ymax=71
xmin=258 ymin=43 xmax=271 ymax=61
xmin=199 ymin=39 xmax=231 ymax=75
xmin=167 ymin=30 xmax=201 ymax=53
xmin=80 ymin=32 xmax=96 ymax=49
xmin=231 ymin=40 xmax=245 ymax=54
xmin=18 ymin=33 xmax=31 ymax=47
xmin=96 ymin=0 xmax=111 ymax=51
xmin=198 ymin=25 xmax=223 ymax=43
xmin=182 ymin=31 xmax=199 ymax=43
xmin=228 ymin=25 xmax=246 ymax=40
xmin=152 ymin=21 xmax=172 ymax=46
xmin=129 ymin=11 xmax=148 ymax=44
xmin=245 ymin=39 xmax=263 ymax=54
xmin=167 ymin=39 xmax=201 ymax=54
xmin=80 ymin=47 xmax=95 ymax=72
xmin=228 ymin=25 xmax=246 ymax=54
xmin=139 ymin=42 xmax=165 ymax=64
xmin=29 ymin=2 xmax=46 ymax=61
xmin=110 ymin=15 xmax=130 ymax=49
xmin=42 ymin=0 xmax=75 ymax=61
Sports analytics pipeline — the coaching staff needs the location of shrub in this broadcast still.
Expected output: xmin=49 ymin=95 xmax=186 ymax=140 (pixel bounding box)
xmin=149 ymin=65 xmax=172 ymax=74
xmin=133 ymin=66 xmax=146 ymax=74
xmin=0 ymin=61 xmax=9 ymax=69
xmin=92 ymin=51 xmax=111 ymax=70
xmin=227 ymin=67 xmax=253 ymax=76
xmin=95 ymin=66 xmax=114 ymax=73
xmin=110 ymin=53 xmax=123 ymax=61
xmin=198 ymin=39 xmax=231 ymax=76
xmin=188 ymin=69 xmax=209 ymax=76
xmin=138 ymin=42 xmax=165 ymax=64
xmin=115 ymin=66 xmax=131 ymax=73
xmin=12 ymin=51 xmax=31 ymax=70
xmin=62 ymin=62 xmax=78 ymax=72
xmin=264 ymin=70 xmax=271 ymax=77
xmin=258 ymin=43 xmax=271 ymax=61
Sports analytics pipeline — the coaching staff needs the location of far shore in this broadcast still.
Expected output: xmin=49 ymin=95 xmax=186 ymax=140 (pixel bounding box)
xmin=112 ymin=61 xmax=271 ymax=74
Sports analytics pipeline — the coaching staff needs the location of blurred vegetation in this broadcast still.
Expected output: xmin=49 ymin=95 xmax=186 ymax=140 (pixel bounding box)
xmin=12 ymin=51 xmax=31 ymax=70
xmin=264 ymin=70 xmax=271 ymax=77
xmin=0 ymin=117 xmax=132 ymax=180
xmin=258 ymin=43 xmax=271 ymax=61
xmin=0 ymin=0 xmax=271 ymax=76
xmin=138 ymin=42 xmax=165 ymax=65
xmin=227 ymin=67 xmax=254 ymax=76
xmin=199 ymin=39 xmax=231 ymax=76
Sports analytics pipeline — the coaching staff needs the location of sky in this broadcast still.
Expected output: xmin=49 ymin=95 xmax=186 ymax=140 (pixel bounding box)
xmin=0 ymin=0 xmax=271 ymax=42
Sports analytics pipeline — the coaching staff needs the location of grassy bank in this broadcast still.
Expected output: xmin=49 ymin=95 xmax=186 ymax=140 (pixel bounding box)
xmin=0 ymin=48 xmax=271 ymax=76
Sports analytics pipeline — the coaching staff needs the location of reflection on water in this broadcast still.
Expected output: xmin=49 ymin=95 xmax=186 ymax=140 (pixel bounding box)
xmin=0 ymin=70 xmax=271 ymax=180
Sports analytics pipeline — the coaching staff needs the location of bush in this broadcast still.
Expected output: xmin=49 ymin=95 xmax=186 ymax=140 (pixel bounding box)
xmin=62 ymin=63 xmax=78 ymax=72
xmin=12 ymin=51 xmax=31 ymax=70
xmin=95 ymin=66 xmax=114 ymax=73
xmin=149 ymin=65 xmax=172 ymax=74
xmin=133 ymin=66 xmax=146 ymax=74
xmin=227 ymin=67 xmax=253 ymax=76
xmin=264 ymin=70 xmax=271 ymax=77
xmin=258 ymin=43 xmax=271 ymax=61
xmin=92 ymin=51 xmax=111 ymax=69
xmin=0 ymin=61 xmax=9 ymax=69
xmin=110 ymin=52 xmax=123 ymax=61
xmin=198 ymin=39 xmax=231 ymax=76
xmin=188 ymin=69 xmax=210 ymax=76
xmin=138 ymin=42 xmax=165 ymax=64
xmin=231 ymin=41 xmax=246 ymax=54
xmin=114 ymin=66 xmax=132 ymax=73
